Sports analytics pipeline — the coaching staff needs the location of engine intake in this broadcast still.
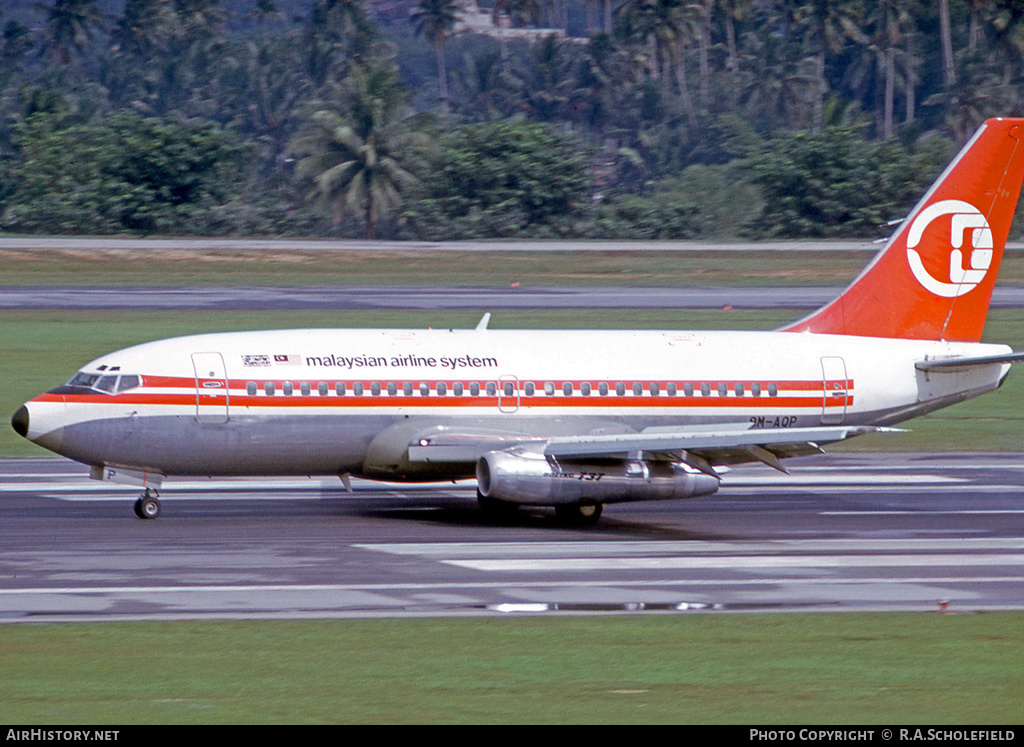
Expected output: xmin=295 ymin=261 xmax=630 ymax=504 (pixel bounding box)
xmin=476 ymin=448 xmax=720 ymax=506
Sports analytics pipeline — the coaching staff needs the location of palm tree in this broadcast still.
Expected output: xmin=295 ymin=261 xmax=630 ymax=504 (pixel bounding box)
xmin=868 ymin=0 xmax=915 ymax=139
xmin=411 ymin=0 xmax=460 ymax=104
xmin=112 ymin=0 xmax=181 ymax=61
xmin=939 ymin=0 xmax=955 ymax=87
xmin=800 ymin=0 xmax=866 ymax=132
xmin=38 ymin=0 xmax=107 ymax=67
xmin=504 ymin=34 xmax=580 ymax=122
xmin=453 ymin=50 xmax=508 ymax=122
xmin=617 ymin=0 xmax=702 ymax=126
xmin=291 ymin=65 xmax=421 ymax=238
xmin=713 ymin=0 xmax=751 ymax=109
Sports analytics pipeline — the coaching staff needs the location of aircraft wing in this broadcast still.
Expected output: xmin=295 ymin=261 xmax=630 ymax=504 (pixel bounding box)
xmin=408 ymin=423 xmax=895 ymax=476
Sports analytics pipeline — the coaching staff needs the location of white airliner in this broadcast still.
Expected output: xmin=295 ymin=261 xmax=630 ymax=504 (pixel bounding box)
xmin=12 ymin=118 xmax=1024 ymax=524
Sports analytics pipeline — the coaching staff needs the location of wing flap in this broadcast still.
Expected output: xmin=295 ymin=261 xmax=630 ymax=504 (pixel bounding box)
xmin=542 ymin=425 xmax=888 ymax=458
xmin=408 ymin=423 xmax=898 ymax=470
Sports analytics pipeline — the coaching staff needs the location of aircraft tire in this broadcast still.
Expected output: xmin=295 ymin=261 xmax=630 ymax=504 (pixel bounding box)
xmin=477 ymin=490 xmax=519 ymax=519
xmin=134 ymin=494 xmax=161 ymax=520
xmin=555 ymin=501 xmax=602 ymax=526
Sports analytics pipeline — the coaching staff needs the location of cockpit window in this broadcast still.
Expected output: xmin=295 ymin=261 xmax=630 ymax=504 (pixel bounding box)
xmin=95 ymin=375 xmax=119 ymax=393
xmin=117 ymin=375 xmax=141 ymax=392
xmin=67 ymin=371 xmax=142 ymax=394
xmin=68 ymin=372 xmax=101 ymax=388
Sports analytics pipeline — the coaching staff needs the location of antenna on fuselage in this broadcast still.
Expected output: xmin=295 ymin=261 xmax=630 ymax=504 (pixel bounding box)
xmin=475 ymin=313 xmax=491 ymax=331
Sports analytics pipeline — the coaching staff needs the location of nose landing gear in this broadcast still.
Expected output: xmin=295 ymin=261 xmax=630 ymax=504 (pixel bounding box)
xmin=133 ymin=489 xmax=161 ymax=520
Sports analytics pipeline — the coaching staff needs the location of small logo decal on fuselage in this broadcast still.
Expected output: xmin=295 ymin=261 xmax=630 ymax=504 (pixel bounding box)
xmin=906 ymin=199 xmax=993 ymax=298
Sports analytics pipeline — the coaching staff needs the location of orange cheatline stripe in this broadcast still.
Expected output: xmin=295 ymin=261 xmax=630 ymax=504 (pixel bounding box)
xmin=36 ymin=391 xmax=851 ymax=409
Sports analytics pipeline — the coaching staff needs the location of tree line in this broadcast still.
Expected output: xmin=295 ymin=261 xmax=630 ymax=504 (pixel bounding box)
xmin=0 ymin=0 xmax=1021 ymax=240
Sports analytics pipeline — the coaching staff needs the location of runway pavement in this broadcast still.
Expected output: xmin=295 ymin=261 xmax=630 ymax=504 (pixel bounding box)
xmin=3 ymin=285 xmax=1024 ymax=310
xmin=2 ymin=453 xmax=1023 ymax=622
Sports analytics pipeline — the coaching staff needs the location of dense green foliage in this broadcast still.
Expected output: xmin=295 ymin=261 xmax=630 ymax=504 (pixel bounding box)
xmin=750 ymin=127 xmax=957 ymax=238
xmin=402 ymin=118 xmax=591 ymax=238
xmin=0 ymin=0 xmax=1022 ymax=238
xmin=2 ymin=110 xmax=248 ymax=234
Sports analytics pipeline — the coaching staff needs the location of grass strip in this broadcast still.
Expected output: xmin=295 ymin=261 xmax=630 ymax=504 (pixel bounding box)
xmin=2 ymin=613 xmax=1021 ymax=724
xmin=0 ymin=248 xmax=883 ymax=287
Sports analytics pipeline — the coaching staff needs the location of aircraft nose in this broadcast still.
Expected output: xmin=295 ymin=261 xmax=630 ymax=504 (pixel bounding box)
xmin=12 ymin=405 xmax=29 ymax=438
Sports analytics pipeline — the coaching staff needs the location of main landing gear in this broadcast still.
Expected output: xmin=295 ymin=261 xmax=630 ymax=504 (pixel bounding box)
xmin=555 ymin=501 xmax=603 ymax=526
xmin=133 ymin=489 xmax=161 ymax=520
xmin=477 ymin=490 xmax=604 ymax=526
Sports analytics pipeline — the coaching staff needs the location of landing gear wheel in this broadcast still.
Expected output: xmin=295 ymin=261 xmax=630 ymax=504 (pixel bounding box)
xmin=477 ymin=490 xmax=519 ymax=520
xmin=133 ymin=491 xmax=161 ymax=520
xmin=555 ymin=501 xmax=602 ymax=526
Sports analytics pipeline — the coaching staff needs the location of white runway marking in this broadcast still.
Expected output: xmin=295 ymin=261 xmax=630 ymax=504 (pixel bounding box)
xmin=438 ymin=554 xmax=1024 ymax=572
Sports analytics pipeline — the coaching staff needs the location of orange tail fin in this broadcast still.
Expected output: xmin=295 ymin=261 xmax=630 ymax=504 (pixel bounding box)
xmin=782 ymin=118 xmax=1024 ymax=341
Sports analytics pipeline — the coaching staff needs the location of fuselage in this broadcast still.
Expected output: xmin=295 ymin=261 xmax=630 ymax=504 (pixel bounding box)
xmin=19 ymin=326 xmax=1012 ymax=479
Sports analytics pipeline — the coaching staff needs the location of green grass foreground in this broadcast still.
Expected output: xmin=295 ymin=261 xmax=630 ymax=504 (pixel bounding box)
xmin=2 ymin=613 xmax=1021 ymax=724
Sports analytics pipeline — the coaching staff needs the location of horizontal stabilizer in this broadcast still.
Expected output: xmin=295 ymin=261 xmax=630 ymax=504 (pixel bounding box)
xmin=915 ymin=351 xmax=1024 ymax=372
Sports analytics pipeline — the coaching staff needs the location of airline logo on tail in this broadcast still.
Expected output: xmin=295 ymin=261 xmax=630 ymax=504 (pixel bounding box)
xmin=906 ymin=199 xmax=994 ymax=298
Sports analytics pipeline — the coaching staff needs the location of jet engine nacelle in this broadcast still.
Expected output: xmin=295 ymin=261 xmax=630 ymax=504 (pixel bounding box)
xmin=476 ymin=448 xmax=720 ymax=506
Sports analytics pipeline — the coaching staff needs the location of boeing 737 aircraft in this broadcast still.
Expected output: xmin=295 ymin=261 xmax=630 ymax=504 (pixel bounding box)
xmin=12 ymin=118 xmax=1024 ymax=524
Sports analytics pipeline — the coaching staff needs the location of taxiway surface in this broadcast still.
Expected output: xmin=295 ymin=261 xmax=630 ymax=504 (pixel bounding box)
xmin=4 ymin=285 xmax=1024 ymax=310
xmin=2 ymin=453 xmax=1022 ymax=621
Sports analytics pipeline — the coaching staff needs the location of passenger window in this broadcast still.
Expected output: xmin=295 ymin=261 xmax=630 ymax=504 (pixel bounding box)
xmin=387 ymin=382 xmax=397 ymax=396
xmin=420 ymin=383 xmax=430 ymax=397
xmin=632 ymin=382 xmax=642 ymax=396
xmin=667 ymin=382 xmax=677 ymax=396
xmin=751 ymin=382 xmax=761 ymax=397
xmin=734 ymin=383 xmax=744 ymax=397
xmin=371 ymin=382 xmax=381 ymax=396
xmin=247 ymin=382 xmax=257 ymax=396
xmin=599 ymin=382 xmax=608 ymax=396
xmin=265 ymin=382 xmax=275 ymax=396
xmin=503 ymin=382 xmax=515 ymax=396
xmin=336 ymin=382 xmax=346 ymax=396
xmin=486 ymin=382 xmax=496 ymax=397
xmin=562 ymin=382 xmax=573 ymax=396
xmin=300 ymin=382 xmax=311 ymax=396
xmin=353 ymin=383 xmax=364 ymax=396
xmin=581 ymin=382 xmax=591 ymax=396
xmin=718 ymin=382 xmax=728 ymax=397
xmin=403 ymin=382 xmax=413 ymax=396
xmin=318 ymin=382 xmax=329 ymax=396
xmin=684 ymin=382 xmax=694 ymax=397
xmin=701 ymin=383 xmax=711 ymax=397
xmin=649 ymin=382 xmax=659 ymax=396
xmin=768 ymin=383 xmax=778 ymax=397
xmin=283 ymin=382 xmax=294 ymax=396
xmin=524 ymin=382 xmax=535 ymax=396
xmin=616 ymin=383 xmax=625 ymax=396
xmin=437 ymin=382 xmax=447 ymax=396
xmin=470 ymin=382 xmax=480 ymax=396
xmin=454 ymin=382 xmax=464 ymax=396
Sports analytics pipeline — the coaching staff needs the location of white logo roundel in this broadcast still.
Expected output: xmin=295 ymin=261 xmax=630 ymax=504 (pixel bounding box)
xmin=906 ymin=199 xmax=993 ymax=298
